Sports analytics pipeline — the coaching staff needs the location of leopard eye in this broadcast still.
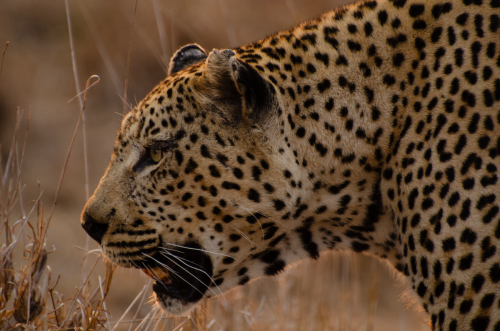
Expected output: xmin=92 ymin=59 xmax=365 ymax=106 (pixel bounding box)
xmin=149 ymin=148 xmax=163 ymax=163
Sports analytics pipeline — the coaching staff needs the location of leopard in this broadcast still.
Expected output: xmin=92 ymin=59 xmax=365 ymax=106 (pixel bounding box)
xmin=81 ymin=0 xmax=500 ymax=329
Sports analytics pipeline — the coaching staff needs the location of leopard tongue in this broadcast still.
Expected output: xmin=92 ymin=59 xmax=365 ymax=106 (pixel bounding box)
xmin=142 ymin=267 xmax=172 ymax=285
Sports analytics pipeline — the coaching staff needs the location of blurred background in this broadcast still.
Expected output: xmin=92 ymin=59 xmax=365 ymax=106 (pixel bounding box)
xmin=0 ymin=0 xmax=429 ymax=330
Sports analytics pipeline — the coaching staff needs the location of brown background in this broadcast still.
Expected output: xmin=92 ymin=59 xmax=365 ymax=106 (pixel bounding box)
xmin=0 ymin=0 xmax=428 ymax=329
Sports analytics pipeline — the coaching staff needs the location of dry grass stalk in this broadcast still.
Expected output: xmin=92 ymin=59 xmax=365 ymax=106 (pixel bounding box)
xmin=123 ymin=0 xmax=140 ymax=115
xmin=0 ymin=41 xmax=9 ymax=79
xmin=0 ymin=81 xmax=120 ymax=331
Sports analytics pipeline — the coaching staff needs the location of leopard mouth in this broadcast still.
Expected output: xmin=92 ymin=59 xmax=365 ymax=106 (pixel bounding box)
xmin=136 ymin=242 xmax=213 ymax=312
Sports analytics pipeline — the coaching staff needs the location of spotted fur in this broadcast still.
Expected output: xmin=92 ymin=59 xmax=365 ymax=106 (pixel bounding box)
xmin=82 ymin=0 xmax=500 ymax=329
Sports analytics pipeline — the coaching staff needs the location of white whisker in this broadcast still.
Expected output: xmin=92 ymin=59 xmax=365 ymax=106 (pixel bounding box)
xmin=162 ymin=243 xmax=235 ymax=259
xmin=230 ymin=201 xmax=265 ymax=240
xmin=141 ymin=253 xmax=207 ymax=299
xmin=229 ymin=225 xmax=255 ymax=247
xmin=158 ymin=249 xmax=206 ymax=270
xmin=150 ymin=252 xmax=223 ymax=303
xmin=140 ymin=262 xmax=170 ymax=291
xmin=159 ymin=247 xmax=185 ymax=255
xmin=231 ymin=199 xmax=290 ymax=229
xmin=133 ymin=256 xmax=173 ymax=292
xmin=161 ymin=251 xmax=226 ymax=304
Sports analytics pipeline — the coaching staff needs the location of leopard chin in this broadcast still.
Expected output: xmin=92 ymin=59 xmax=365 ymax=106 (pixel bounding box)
xmin=153 ymin=285 xmax=197 ymax=315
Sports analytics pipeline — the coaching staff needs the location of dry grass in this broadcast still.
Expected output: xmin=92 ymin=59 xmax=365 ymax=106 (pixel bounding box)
xmin=0 ymin=109 xmax=118 ymax=330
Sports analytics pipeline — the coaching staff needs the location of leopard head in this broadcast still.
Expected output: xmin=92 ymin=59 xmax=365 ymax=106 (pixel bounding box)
xmin=81 ymin=44 xmax=302 ymax=314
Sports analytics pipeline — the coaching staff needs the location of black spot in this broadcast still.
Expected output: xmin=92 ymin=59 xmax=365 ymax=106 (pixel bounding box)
xmin=408 ymin=188 xmax=419 ymax=209
xmin=484 ymin=89 xmax=494 ymax=107
xmin=238 ymin=276 xmax=250 ymax=285
xmin=174 ymin=150 xmax=183 ymax=166
xmin=215 ymin=133 xmax=226 ymax=147
xmin=472 ymin=274 xmax=485 ymax=293
xmin=459 ymin=253 xmax=473 ymax=270
xmin=196 ymin=211 xmax=207 ymax=220
xmin=392 ymin=0 xmax=407 ymax=8
xmin=447 ymin=26 xmax=456 ymax=46
xmin=460 ymin=228 xmax=477 ymax=245
xmin=359 ymin=63 xmax=372 ymax=78
xmin=184 ymin=158 xmax=199 ymax=174
xmin=422 ymin=198 xmax=434 ymax=210
xmin=214 ymin=224 xmax=223 ymax=233
xmin=431 ymin=27 xmax=443 ymax=43
xmin=460 ymin=199 xmax=471 ymax=220
xmin=471 ymin=41 xmax=482 ymax=68
xmin=222 ymin=257 xmax=234 ymax=264
xmin=471 ymin=317 xmax=490 ymax=331
xmin=336 ymin=55 xmax=348 ymax=66
xmin=372 ymin=106 xmax=381 ymax=120
xmin=364 ymin=22 xmax=373 ymax=36
xmin=252 ymin=166 xmax=262 ymax=181
xmin=480 ymin=293 xmax=495 ymax=309
xmin=209 ymin=165 xmax=221 ymax=178
xmin=460 ymin=299 xmax=473 ymax=314
xmin=328 ymin=181 xmax=350 ymax=194
xmin=453 ymin=52 xmax=464 ymax=73
xmin=393 ymin=53 xmax=405 ymax=67
xmin=216 ymin=154 xmax=228 ymax=166
xmin=483 ymin=206 xmax=499 ymax=224
xmin=233 ymin=168 xmax=243 ymax=179
xmin=383 ymin=74 xmax=396 ymax=86
xmin=314 ymin=52 xmax=329 ymax=66
xmin=352 ymin=241 xmax=370 ymax=252
xmin=490 ymin=263 xmax=500 ymax=283
xmin=200 ymin=145 xmax=212 ymax=159
xmin=417 ymin=282 xmax=427 ymax=297
xmin=247 ymin=189 xmax=260 ymax=202
xmin=443 ymin=237 xmax=456 ymax=252
xmin=306 ymin=63 xmax=316 ymax=73
xmin=222 ymin=181 xmax=240 ymax=190
xmin=295 ymin=217 xmax=319 ymax=259
xmin=304 ymin=98 xmax=315 ymax=108
xmin=413 ymin=20 xmax=427 ymax=30
xmin=318 ymin=79 xmax=331 ymax=93
xmin=456 ymin=13 xmax=469 ymax=26
xmin=378 ymin=10 xmax=388 ymax=26
xmin=490 ymin=14 xmax=500 ymax=32
xmin=409 ymin=4 xmax=425 ymax=17
xmin=325 ymin=98 xmax=334 ymax=111
xmin=190 ymin=133 xmax=199 ymax=143
xmin=237 ymin=267 xmax=248 ymax=277
xmin=273 ymin=199 xmax=286 ymax=211
xmin=474 ymin=14 xmax=484 ymax=37
xmin=264 ymin=260 xmax=286 ymax=276
xmin=263 ymin=183 xmax=275 ymax=193
xmin=464 ymin=71 xmax=478 ymax=85
xmin=347 ymin=40 xmax=362 ymax=52
xmin=463 ymin=178 xmax=475 ymax=190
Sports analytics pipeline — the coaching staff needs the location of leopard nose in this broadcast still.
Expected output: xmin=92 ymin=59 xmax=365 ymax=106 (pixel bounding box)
xmin=82 ymin=212 xmax=109 ymax=245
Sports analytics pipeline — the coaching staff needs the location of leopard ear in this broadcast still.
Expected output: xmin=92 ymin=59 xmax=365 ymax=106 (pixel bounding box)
xmin=201 ymin=49 xmax=275 ymax=125
xmin=168 ymin=44 xmax=207 ymax=75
